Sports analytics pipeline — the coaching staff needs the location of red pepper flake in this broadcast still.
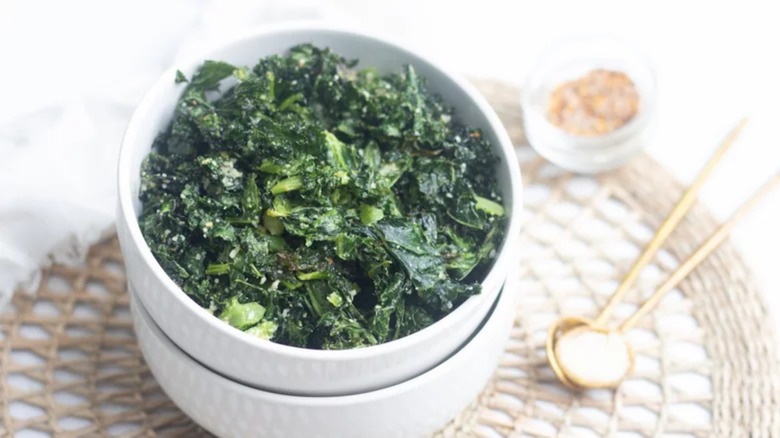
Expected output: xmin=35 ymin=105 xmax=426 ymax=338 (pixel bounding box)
xmin=547 ymin=69 xmax=639 ymax=137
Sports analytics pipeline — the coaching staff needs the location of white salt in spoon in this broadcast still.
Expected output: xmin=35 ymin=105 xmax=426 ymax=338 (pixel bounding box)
xmin=546 ymin=120 xmax=779 ymax=389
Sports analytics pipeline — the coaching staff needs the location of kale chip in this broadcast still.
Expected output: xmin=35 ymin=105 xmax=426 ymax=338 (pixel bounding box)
xmin=138 ymin=44 xmax=507 ymax=349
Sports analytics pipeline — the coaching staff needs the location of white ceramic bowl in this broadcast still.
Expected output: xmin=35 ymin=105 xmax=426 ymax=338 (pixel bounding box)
xmin=117 ymin=22 xmax=522 ymax=396
xmin=130 ymin=273 xmax=518 ymax=438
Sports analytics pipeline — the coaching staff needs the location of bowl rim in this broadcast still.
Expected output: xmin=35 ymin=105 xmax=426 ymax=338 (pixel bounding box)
xmin=130 ymin=279 xmax=512 ymax=404
xmin=117 ymin=21 xmax=522 ymax=361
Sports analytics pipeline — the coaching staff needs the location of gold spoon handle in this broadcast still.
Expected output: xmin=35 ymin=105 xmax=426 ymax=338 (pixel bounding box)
xmin=620 ymin=171 xmax=780 ymax=332
xmin=593 ymin=119 xmax=748 ymax=327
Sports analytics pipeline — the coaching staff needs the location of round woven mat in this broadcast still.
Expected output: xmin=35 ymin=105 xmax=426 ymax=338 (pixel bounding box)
xmin=1 ymin=82 xmax=778 ymax=437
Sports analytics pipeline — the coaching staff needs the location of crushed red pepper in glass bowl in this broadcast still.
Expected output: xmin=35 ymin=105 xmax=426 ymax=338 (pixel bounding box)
xmin=546 ymin=69 xmax=640 ymax=137
xmin=522 ymin=37 xmax=656 ymax=174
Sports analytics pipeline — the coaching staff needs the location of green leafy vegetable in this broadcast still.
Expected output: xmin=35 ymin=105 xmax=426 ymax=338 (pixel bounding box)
xmin=219 ymin=298 xmax=266 ymax=329
xmin=474 ymin=194 xmax=505 ymax=216
xmin=246 ymin=320 xmax=279 ymax=340
xmin=359 ymin=204 xmax=384 ymax=225
xmin=139 ymin=44 xmax=506 ymax=350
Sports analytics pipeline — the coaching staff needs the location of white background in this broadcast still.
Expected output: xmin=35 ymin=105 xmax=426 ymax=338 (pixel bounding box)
xmin=1 ymin=0 xmax=778 ymax=330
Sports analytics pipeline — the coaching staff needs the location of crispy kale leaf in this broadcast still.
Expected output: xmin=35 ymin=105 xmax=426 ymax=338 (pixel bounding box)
xmin=138 ymin=44 xmax=507 ymax=349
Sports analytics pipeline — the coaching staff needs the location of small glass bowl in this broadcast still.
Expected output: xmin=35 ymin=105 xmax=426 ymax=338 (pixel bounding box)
xmin=521 ymin=36 xmax=656 ymax=174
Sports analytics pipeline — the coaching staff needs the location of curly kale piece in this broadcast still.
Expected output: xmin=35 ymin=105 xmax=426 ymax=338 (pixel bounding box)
xmin=138 ymin=44 xmax=507 ymax=350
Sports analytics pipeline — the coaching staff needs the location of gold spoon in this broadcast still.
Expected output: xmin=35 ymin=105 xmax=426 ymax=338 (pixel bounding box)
xmin=546 ymin=119 xmax=768 ymax=389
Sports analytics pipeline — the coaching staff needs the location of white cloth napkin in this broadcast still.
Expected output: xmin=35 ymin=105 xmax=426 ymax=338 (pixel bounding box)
xmin=0 ymin=0 xmax=334 ymax=305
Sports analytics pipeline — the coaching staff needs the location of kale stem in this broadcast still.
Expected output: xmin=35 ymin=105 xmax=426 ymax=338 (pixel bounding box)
xmin=235 ymin=279 xmax=265 ymax=292
xmin=474 ymin=195 xmax=505 ymax=216
xmin=297 ymin=271 xmax=328 ymax=281
xmin=205 ymin=263 xmax=230 ymax=275
xmin=270 ymin=176 xmax=303 ymax=195
xmin=278 ymin=93 xmax=302 ymax=111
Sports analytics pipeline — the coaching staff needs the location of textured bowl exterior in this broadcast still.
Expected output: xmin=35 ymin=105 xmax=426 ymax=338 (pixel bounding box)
xmin=130 ymin=273 xmax=518 ymax=438
xmin=117 ymin=22 xmax=522 ymax=396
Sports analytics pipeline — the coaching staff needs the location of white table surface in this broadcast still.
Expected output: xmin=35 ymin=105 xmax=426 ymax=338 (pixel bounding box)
xmin=327 ymin=0 xmax=780 ymax=341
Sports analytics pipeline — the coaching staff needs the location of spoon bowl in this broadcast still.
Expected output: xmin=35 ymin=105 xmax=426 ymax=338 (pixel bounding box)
xmin=546 ymin=316 xmax=590 ymax=389
xmin=547 ymin=317 xmax=635 ymax=389
xmin=552 ymin=322 xmax=635 ymax=389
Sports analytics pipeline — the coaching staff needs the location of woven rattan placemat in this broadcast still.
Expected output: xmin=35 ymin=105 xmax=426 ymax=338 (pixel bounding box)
xmin=2 ymin=82 xmax=778 ymax=437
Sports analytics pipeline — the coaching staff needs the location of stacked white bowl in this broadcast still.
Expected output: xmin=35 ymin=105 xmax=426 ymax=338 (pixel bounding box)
xmin=117 ymin=23 xmax=522 ymax=438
